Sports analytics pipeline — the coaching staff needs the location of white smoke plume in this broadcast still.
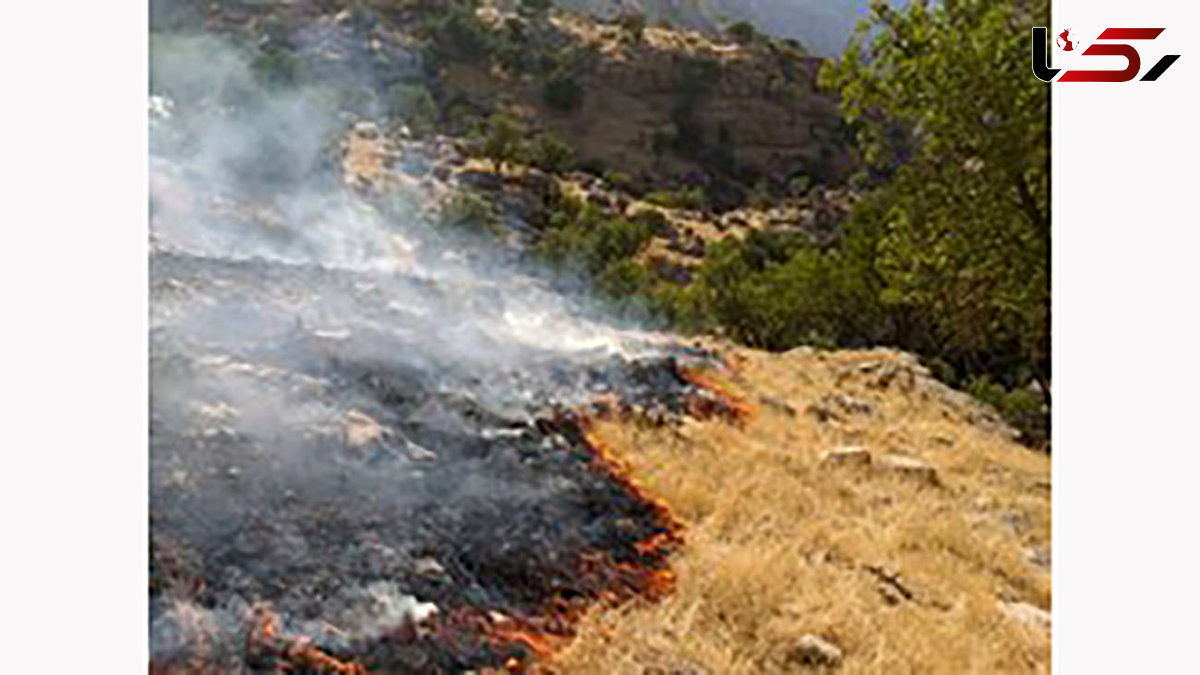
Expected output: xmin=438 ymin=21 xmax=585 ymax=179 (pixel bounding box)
xmin=148 ymin=24 xmax=690 ymax=668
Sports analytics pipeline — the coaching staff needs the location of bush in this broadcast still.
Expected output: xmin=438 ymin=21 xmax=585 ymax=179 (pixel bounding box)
xmin=967 ymin=376 xmax=1049 ymax=446
xmin=251 ymin=50 xmax=305 ymax=88
xmin=672 ymin=228 xmax=885 ymax=350
xmin=438 ymin=192 xmax=498 ymax=234
xmin=726 ymin=21 xmax=758 ymax=44
xmin=536 ymin=201 xmax=654 ymax=300
xmin=644 ymin=186 xmax=707 ymax=211
xmin=389 ymin=83 xmax=438 ymax=135
xmin=528 ymin=133 xmax=575 ymax=173
xmin=425 ymin=4 xmax=495 ymax=62
xmin=473 ymin=113 xmax=528 ymax=168
xmin=616 ymin=12 xmax=647 ymax=41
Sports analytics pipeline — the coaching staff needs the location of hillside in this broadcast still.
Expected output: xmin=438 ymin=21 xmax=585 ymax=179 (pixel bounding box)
xmin=558 ymin=344 xmax=1051 ymax=673
xmin=552 ymin=0 xmax=871 ymax=56
xmin=148 ymin=2 xmax=1051 ymax=671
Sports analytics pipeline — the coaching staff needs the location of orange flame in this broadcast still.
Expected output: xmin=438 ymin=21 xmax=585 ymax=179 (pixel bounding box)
xmin=155 ymin=358 xmax=747 ymax=674
xmin=247 ymin=605 xmax=366 ymax=674
xmin=678 ymin=366 xmax=755 ymax=424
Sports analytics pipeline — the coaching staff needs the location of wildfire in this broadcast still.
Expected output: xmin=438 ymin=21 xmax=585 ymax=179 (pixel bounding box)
xmin=151 ymin=354 xmax=746 ymax=673
xmin=470 ymin=362 xmax=748 ymax=671
xmin=246 ymin=605 xmax=367 ymax=674
xmin=679 ymin=366 xmax=755 ymax=424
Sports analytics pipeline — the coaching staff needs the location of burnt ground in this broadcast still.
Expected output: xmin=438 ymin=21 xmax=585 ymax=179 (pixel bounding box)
xmin=149 ymin=250 xmax=710 ymax=673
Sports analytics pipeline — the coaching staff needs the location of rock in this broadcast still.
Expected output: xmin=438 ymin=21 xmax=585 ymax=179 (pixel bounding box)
xmin=344 ymin=410 xmax=383 ymax=448
xmin=877 ymin=581 xmax=905 ymax=605
xmin=1026 ymin=546 xmax=1051 ymax=570
xmin=351 ymin=120 xmax=381 ymax=139
xmin=820 ymin=446 xmax=872 ymax=467
xmin=403 ymin=438 xmax=437 ymax=462
xmin=998 ymin=601 xmax=1051 ymax=633
xmin=413 ymin=557 xmax=446 ymax=577
xmin=643 ymin=666 xmax=708 ymax=675
xmin=196 ymin=401 xmax=239 ymax=425
xmin=876 ymin=453 xmax=940 ymax=486
xmin=785 ymin=634 xmax=843 ymax=668
xmin=807 ymin=395 xmax=873 ymax=423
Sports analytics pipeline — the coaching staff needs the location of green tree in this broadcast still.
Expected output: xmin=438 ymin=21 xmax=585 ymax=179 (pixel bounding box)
xmin=820 ymin=0 xmax=1050 ymax=402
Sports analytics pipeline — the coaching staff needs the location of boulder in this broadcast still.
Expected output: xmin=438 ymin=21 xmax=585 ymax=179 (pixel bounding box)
xmin=785 ymin=634 xmax=843 ymax=668
xmin=344 ymin=410 xmax=383 ymax=448
xmin=999 ymin=601 xmax=1051 ymax=633
xmin=820 ymin=446 xmax=872 ymax=467
xmin=876 ymin=453 xmax=940 ymax=486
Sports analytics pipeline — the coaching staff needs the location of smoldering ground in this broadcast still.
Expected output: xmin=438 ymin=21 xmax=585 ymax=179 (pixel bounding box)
xmin=149 ymin=26 xmax=699 ymax=672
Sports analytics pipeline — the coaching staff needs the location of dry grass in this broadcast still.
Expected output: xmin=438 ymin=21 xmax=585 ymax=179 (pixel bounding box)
xmin=555 ymin=345 xmax=1051 ymax=674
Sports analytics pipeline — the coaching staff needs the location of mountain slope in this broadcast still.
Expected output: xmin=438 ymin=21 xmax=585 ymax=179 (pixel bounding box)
xmin=557 ymin=343 xmax=1051 ymax=673
xmin=553 ymin=0 xmax=874 ymax=55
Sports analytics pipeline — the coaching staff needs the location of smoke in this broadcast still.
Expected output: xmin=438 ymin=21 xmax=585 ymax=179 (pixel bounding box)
xmin=148 ymin=26 xmax=688 ymax=668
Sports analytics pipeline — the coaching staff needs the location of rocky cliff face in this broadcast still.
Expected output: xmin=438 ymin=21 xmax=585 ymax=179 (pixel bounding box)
xmin=441 ymin=10 xmax=851 ymax=202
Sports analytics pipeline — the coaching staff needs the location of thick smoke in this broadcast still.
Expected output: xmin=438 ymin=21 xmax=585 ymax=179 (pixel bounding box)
xmin=148 ymin=29 xmax=687 ymax=669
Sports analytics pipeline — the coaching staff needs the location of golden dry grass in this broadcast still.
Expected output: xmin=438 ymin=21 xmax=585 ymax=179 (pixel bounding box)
xmin=555 ymin=344 xmax=1051 ymax=674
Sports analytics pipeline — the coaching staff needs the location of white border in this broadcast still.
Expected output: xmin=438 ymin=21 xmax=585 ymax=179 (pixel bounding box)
xmin=1054 ymin=0 xmax=1200 ymax=671
xmin=3 ymin=1 xmax=148 ymax=670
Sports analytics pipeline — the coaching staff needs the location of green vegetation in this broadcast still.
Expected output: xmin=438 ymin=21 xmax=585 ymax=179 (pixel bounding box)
xmin=388 ymin=83 xmax=438 ymax=136
xmin=251 ymin=50 xmax=306 ymax=88
xmin=422 ymin=1 xmax=495 ymax=63
xmin=476 ymin=113 xmax=527 ymax=169
xmin=538 ymin=201 xmax=654 ymax=296
xmin=438 ymin=191 xmax=498 ymax=234
xmin=616 ymin=12 xmax=648 ymax=42
xmin=644 ymin=186 xmax=707 ymax=211
xmin=520 ymin=0 xmax=1050 ymax=444
xmin=543 ymin=61 xmax=587 ymax=112
xmin=469 ymin=112 xmax=577 ymax=174
xmin=725 ymin=21 xmax=758 ymax=44
xmin=819 ymin=0 xmax=1050 ymax=440
xmin=528 ymin=133 xmax=576 ymax=173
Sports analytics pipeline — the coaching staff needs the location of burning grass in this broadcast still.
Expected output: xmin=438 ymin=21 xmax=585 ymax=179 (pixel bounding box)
xmin=149 ymin=300 xmax=717 ymax=673
xmin=556 ymin=344 xmax=1052 ymax=674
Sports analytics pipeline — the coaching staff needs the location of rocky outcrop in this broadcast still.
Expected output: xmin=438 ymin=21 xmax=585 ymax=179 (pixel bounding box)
xmin=522 ymin=14 xmax=849 ymax=192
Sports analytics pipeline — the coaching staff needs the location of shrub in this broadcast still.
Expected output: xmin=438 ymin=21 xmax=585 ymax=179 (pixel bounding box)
xmin=389 ymin=83 xmax=438 ymax=135
xmin=616 ymin=12 xmax=647 ymax=41
xmin=747 ymin=178 xmax=773 ymax=208
xmin=788 ymin=174 xmax=812 ymax=197
xmin=537 ymin=203 xmax=654 ymax=294
xmin=528 ymin=133 xmax=575 ymax=173
xmin=251 ymin=50 xmax=305 ymax=88
xmin=726 ymin=21 xmax=758 ymax=44
xmin=476 ymin=113 xmax=528 ymax=168
xmin=644 ymin=186 xmax=707 ymax=211
xmin=425 ymin=4 xmax=495 ymax=62
xmin=438 ymin=192 xmax=498 ymax=234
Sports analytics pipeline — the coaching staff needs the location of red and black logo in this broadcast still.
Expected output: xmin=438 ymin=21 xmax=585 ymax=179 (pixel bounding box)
xmin=1032 ymin=27 xmax=1180 ymax=82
